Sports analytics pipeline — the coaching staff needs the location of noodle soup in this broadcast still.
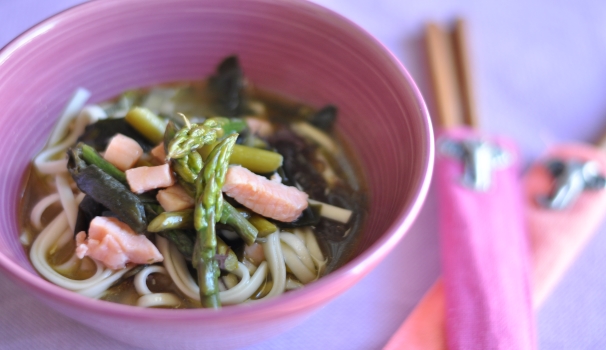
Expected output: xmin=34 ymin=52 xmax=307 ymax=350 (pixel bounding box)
xmin=20 ymin=56 xmax=367 ymax=309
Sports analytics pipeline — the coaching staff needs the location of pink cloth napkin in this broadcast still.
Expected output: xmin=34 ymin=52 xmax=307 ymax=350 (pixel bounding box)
xmin=525 ymin=143 xmax=606 ymax=306
xmin=436 ymin=127 xmax=534 ymax=350
xmin=384 ymin=142 xmax=606 ymax=350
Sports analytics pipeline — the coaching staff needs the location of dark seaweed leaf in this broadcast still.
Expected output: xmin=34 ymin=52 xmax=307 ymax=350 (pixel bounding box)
xmin=67 ymin=148 xmax=147 ymax=233
xmin=74 ymin=195 xmax=109 ymax=235
xmin=208 ymin=55 xmax=246 ymax=117
xmin=308 ymin=105 xmax=337 ymax=132
xmin=268 ymin=128 xmax=328 ymax=201
xmin=77 ymin=118 xmax=154 ymax=152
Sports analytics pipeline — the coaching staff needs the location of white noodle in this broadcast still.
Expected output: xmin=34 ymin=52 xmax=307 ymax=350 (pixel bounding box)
xmin=34 ymin=109 xmax=92 ymax=175
xmin=78 ymin=267 xmax=134 ymax=298
xmin=47 ymin=88 xmax=91 ymax=146
xmin=223 ymin=274 xmax=238 ymax=289
xmin=156 ymin=236 xmax=198 ymax=300
xmin=241 ymin=258 xmax=258 ymax=275
xmin=157 ymin=235 xmax=268 ymax=304
xmin=285 ymin=277 xmax=304 ymax=290
xmin=137 ymin=293 xmax=181 ymax=308
xmin=291 ymin=122 xmax=337 ymax=154
xmin=281 ymin=243 xmax=316 ymax=284
xmin=80 ymin=105 xmax=108 ymax=123
xmin=304 ymin=228 xmax=327 ymax=275
xmin=279 ymin=232 xmax=315 ymax=272
xmin=261 ymin=231 xmax=286 ymax=298
xmin=27 ymin=90 xmax=131 ymax=299
xmin=55 ymin=175 xmax=78 ymax=234
xmin=50 ymin=227 xmax=73 ymax=256
xmin=221 ymin=262 xmax=267 ymax=305
xmin=132 ymin=265 xmax=182 ymax=308
xmin=30 ymin=193 xmax=61 ymax=230
xmin=35 ymin=159 xmax=69 ymax=175
xmin=134 ymin=265 xmax=169 ymax=295
xmin=30 ymin=212 xmax=113 ymax=291
xmin=53 ymin=253 xmax=80 ymax=273
xmin=308 ymin=199 xmax=352 ymax=224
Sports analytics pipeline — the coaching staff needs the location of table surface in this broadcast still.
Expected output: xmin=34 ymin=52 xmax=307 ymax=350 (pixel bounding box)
xmin=2 ymin=1 xmax=606 ymax=349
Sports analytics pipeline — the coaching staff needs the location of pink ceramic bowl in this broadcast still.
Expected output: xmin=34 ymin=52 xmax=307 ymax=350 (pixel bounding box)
xmin=0 ymin=0 xmax=433 ymax=348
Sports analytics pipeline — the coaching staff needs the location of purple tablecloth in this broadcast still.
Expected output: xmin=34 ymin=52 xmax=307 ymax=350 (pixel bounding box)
xmin=2 ymin=1 xmax=606 ymax=349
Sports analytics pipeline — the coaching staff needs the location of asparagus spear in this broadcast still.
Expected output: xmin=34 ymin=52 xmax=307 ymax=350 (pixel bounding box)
xmin=156 ymin=229 xmax=238 ymax=272
xmin=229 ymin=144 xmax=283 ymax=173
xmin=167 ymin=118 xmax=221 ymax=159
xmin=145 ymin=203 xmax=258 ymax=245
xmin=247 ymin=214 xmax=277 ymax=237
xmin=125 ymin=107 xmax=166 ymax=145
xmin=220 ymin=202 xmax=258 ymax=245
xmin=147 ymin=210 xmax=194 ymax=232
xmin=78 ymin=143 xmax=127 ymax=183
xmin=192 ymin=134 xmax=237 ymax=308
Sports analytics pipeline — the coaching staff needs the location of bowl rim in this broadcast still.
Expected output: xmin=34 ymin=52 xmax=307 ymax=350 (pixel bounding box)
xmin=0 ymin=0 xmax=434 ymax=320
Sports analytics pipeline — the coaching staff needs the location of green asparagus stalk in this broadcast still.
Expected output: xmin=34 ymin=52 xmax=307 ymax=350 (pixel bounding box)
xmin=212 ymin=117 xmax=247 ymax=137
xmin=125 ymin=107 xmax=166 ymax=144
xmin=147 ymin=210 xmax=194 ymax=232
xmin=247 ymin=214 xmax=277 ymax=237
xmin=192 ymin=134 xmax=237 ymax=308
xmin=216 ymin=236 xmax=238 ymax=272
xmin=230 ymin=144 xmax=283 ymax=173
xmin=78 ymin=143 xmax=127 ymax=183
xmin=167 ymin=118 xmax=221 ymax=159
xmin=220 ymin=202 xmax=258 ymax=245
xmin=157 ymin=229 xmax=237 ymax=272
xmin=144 ymin=202 xmax=258 ymax=245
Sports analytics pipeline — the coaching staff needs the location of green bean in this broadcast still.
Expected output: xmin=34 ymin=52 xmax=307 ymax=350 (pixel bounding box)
xmin=125 ymin=107 xmax=166 ymax=144
xmin=230 ymin=144 xmax=283 ymax=173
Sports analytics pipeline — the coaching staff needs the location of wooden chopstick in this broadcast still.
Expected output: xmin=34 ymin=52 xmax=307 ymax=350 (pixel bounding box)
xmin=452 ymin=19 xmax=479 ymax=129
xmin=425 ymin=19 xmax=479 ymax=129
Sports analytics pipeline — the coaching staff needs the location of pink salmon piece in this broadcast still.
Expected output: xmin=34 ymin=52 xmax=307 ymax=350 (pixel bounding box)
xmin=222 ymin=165 xmax=308 ymax=222
xmin=126 ymin=163 xmax=175 ymax=194
xmin=75 ymin=216 xmax=163 ymax=270
xmin=103 ymin=134 xmax=143 ymax=171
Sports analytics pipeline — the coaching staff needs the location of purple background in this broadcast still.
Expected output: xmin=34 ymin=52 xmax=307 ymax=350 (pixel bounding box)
xmin=2 ymin=1 xmax=606 ymax=349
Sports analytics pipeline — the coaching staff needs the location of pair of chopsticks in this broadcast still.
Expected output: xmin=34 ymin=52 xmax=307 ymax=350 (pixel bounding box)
xmin=425 ymin=19 xmax=478 ymax=129
xmin=385 ymin=17 xmax=606 ymax=350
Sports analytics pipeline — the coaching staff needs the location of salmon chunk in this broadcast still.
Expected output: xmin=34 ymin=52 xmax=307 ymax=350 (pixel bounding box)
xmin=245 ymin=117 xmax=274 ymax=138
xmin=222 ymin=165 xmax=308 ymax=222
xmin=156 ymin=184 xmax=195 ymax=212
xmin=103 ymin=134 xmax=143 ymax=171
xmin=75 ymin=216 xmax=163 ymax=270
xmin=126 ymin=163 xmax=175 ymax=194
xmin=150 ymin=142 xmax=167 ymax=164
